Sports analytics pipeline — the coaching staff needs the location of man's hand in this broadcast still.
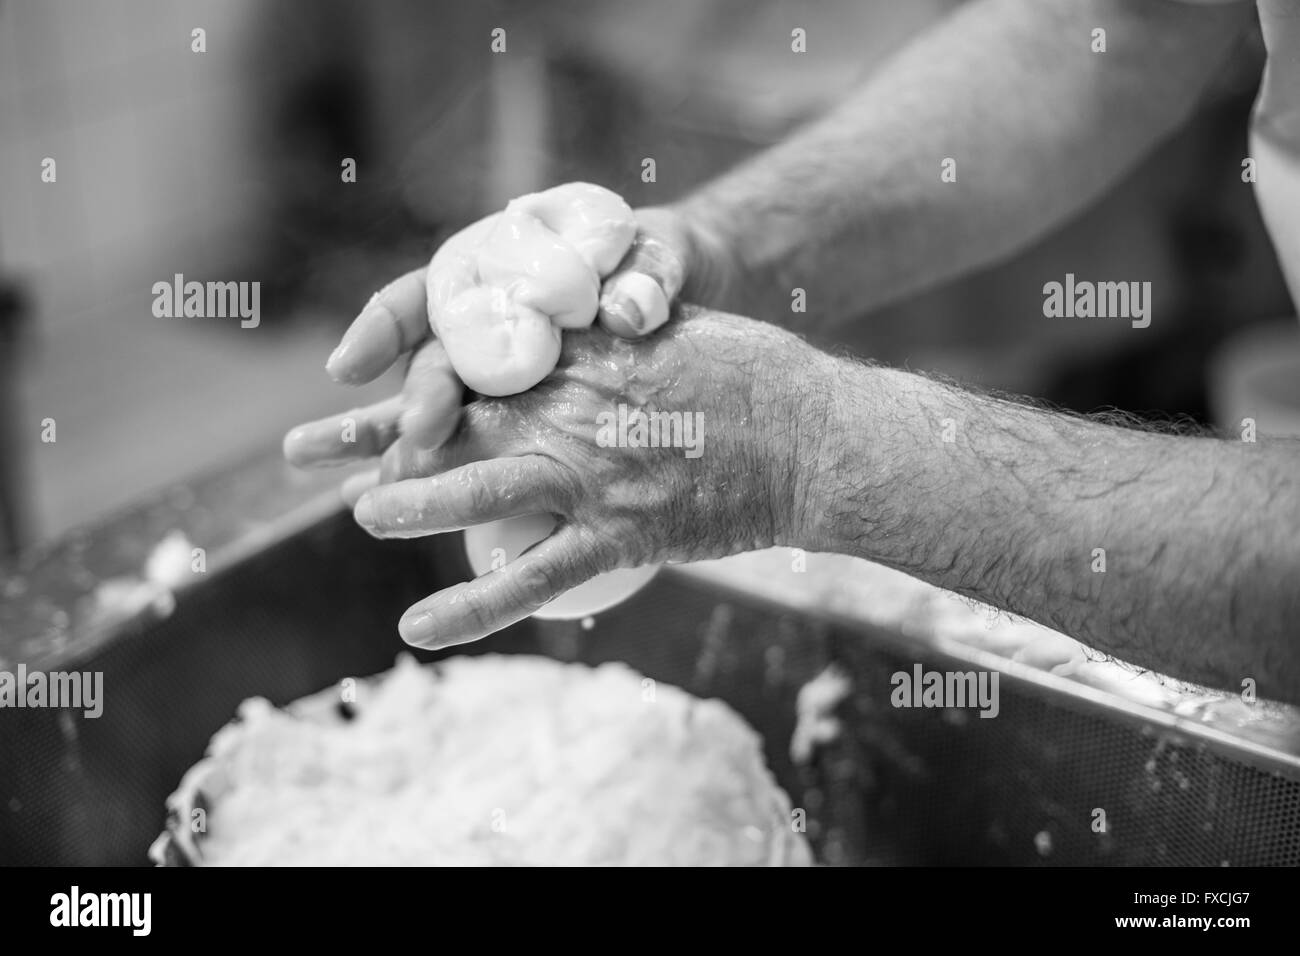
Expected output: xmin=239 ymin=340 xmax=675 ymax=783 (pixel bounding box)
xmin=310 ymin=201 xmax=709 ymax=452
xmin=288 ymin=306 xmax=825 ymax=650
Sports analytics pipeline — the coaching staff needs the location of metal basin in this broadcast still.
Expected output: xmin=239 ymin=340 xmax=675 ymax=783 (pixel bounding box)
xmin=2 ymin=448 xmax=1298 ymax=866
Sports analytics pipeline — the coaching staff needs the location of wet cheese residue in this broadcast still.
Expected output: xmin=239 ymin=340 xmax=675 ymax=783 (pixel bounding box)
xmin=790 ymin=664 xmax=853 ymax=764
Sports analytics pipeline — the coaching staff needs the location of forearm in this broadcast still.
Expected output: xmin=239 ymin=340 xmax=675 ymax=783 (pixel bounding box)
xmin=794 ymin=355 xmax=1300 ymax=704
xmin=675 ymin=0 xmax=1251 ymax=332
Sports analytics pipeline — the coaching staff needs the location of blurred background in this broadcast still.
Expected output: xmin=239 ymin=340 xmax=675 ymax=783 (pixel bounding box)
xmin=0 ymin=0 xmax=1295 ymax=554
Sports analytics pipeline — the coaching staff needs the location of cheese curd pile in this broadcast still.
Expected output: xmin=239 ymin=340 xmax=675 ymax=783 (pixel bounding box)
xmin=172 ymin=655 xmax=810 ymax=866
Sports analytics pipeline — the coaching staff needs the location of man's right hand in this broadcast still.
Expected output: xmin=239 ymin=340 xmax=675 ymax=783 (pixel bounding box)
xmin=289 ymin=305 xmax=830 ymax=649
xmin=314 ymin=197 xmax=719 ymax=456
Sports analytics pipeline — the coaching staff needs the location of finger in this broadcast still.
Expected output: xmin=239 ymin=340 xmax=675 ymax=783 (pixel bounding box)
xmin=353 ymin=456 xmax=572 ymax=539
xmin=378 ymin=399 xmax=512 ymax=483
xmin=397 ymin=524 xmax=612 ymax=649
xmin=399 ymin=339 xmax=463 ymax=450
xmin=340 ymin=469 xmax=380 ymax=508
xmin=378 ymin=431 xmax=475 ymax=485
xmin=283 ymin=396 xmax=406 ymax=468
xmin=597 ymin=230 xmax=684 ymax=337
xmin=326 ymin=268 xmax=429 ymax=384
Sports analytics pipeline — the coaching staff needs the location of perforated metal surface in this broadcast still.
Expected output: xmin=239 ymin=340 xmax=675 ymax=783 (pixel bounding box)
xmin=2 ymin=512 xmax=1298 ymax=865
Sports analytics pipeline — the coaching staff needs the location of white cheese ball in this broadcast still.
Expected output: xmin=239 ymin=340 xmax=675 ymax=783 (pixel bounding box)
xmin=426 ymin=183 xmax=637 ymax=397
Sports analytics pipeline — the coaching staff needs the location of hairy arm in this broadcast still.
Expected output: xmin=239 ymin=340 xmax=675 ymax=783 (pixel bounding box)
xmin=674 ymin=0 xmax=1254 ymax=331
xmin=791 ymin=352 xmax=1300 ymax=704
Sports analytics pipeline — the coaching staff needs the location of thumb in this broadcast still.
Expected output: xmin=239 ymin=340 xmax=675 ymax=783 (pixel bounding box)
xmin=597 ymin=210 xmax=687 ymax=338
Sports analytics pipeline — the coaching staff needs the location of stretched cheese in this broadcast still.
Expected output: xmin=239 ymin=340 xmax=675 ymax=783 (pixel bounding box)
xmin=427 ymin=182 xmax=638 ymax=396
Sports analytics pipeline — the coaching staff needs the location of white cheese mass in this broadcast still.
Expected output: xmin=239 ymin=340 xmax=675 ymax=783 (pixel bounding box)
xmin=157 ymin=655 xmax=812 ymax=866
xmin=426 ymin=182 xmax=642 ymax=397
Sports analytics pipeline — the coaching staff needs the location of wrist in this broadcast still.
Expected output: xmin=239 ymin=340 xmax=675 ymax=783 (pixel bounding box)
xmin=766 ymin=347 xmax=863 ymax=553
xmin=662 ymin=200 xmax=744 ymax=310
xmin=785 ymin=358 xmax=918 ymax=564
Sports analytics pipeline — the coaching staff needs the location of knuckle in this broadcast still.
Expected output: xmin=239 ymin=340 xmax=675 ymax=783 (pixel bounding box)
xmin=635 ymin=236 xmax=684 ymax=291
xmin=459 ymin=591 xmax=496 ymax=635
xmin=373 ymin=299 xmax=410 ymax=349
xmin=540 ymin=460 xmax=581 ymax=513
xmin=572 ymin=524 xmax=620 ymax=573
xmin=513 ymin=557 xmax=563 ymax=609
xmin=463 ymin=462 xmax=497 ymax=516
xmin=460 ymin=400 xmax=518 ymax=449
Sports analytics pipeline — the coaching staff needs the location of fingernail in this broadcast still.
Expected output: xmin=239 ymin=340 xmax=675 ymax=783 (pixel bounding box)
xmin=282 ymin=428 xmax=305 ymax=464
xmin=398 ymin=610 xmax=435 ymax=644
xmin=616 ymin=273 xmax=668 ymax=332
xmin=353 ymin=494 xmax=375 ymax=529
xmin=283 ymin=426 xmax=348 ymax=469
xmin=601 ymin=290 xmax=645 ymax=335
xmin=327 ymin=300 xmax=395 ymax=383
xmin=326 ymin=342 xmax=347 ymax=374
xmin=326 ymin=337 xmax=362 ymax=383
